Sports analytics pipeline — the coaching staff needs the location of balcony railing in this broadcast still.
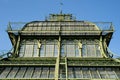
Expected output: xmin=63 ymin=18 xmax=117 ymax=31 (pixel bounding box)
xmin=7 ymin=21 xmax=114 ymax=36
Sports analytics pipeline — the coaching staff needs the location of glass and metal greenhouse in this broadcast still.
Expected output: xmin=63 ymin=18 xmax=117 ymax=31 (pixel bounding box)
xmin=0 ymin=13 xmax=120 ymax=80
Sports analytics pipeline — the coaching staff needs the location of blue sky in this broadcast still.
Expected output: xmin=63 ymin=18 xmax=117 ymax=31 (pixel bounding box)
xmin=0 ymin=0 xmax=120 ymax=57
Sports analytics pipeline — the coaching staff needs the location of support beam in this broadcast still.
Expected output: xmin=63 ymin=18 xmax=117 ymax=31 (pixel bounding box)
xmin=14 ymin=35 xmax=20 ymax=57
xmin=100 ymin=36 xmax=107 ymax=58
xmin=65 ymin=57 xmax=68 ymax=80
xmin=9 ymin=33 xmax=17 ymax=46
xmin=55 ymin=36 xmax=61 ymax=80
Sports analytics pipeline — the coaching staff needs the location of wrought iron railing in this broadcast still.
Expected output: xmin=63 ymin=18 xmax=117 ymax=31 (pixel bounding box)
xmin=93 ymin=22 xmax=114 ymax=31
xmin=7 ymin=22 xmax=27 ymax=31
xmin=7 ymin=22 xmax=114 ymax=31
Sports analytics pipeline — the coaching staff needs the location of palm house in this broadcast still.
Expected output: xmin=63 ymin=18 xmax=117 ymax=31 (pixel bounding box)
xmin=0 ymin=13 xmax=120 ymax=80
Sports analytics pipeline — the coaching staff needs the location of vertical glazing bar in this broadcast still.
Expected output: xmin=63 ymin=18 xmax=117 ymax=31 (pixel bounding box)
xmin=100 ymin=36 xmax=107 ymax=58
xmin=78 ymin=42 xmax=82 ymax=57
xmin=48 ymin=67 xmax=50 ymax=78
xmin=81 ymin=68 xmax=83 ymax=78
xmin=44 ymin=40 xmax=46 ymax=57
xmin=113 ymin=70 xmax=118 ymax=79
xmin=65 ymin=57 xmax=68 ymax=80
xmin=97 ymin=69 xmax=101 ymax=79
xmin=32 ymin=40 xmax=35 ymax=57
xmin=93 ymin=45 xmax=96 ymax=57
xmin=55 ymin=36 xmax=61 ymax=80
xmin=15 ymin=35 xmax=20 ymax=57
xmin=89 ymin=69 xmax=92 ymax=78
xmin=23 ymin=41 xmax=26 ymax=57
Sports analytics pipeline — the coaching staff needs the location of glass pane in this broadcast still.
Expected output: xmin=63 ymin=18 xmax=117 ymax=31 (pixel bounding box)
xmin=99 ymin=71 xmax=108 ymax=79
xmin=49 ymin=67 xmax=55 ymax=78
xmin=74 ymin=67 xmax=82 ymax=78
xmin=7 ymin=67 xmax=19 ymax=78
xmin=24 ymin=45 xmax=33 ymax=57
xmin=46 ymin=45 xmax=54 ymax=57
xmin=33 ymin=44 xmax=39 ymax=57
xmin=67 ymin=45 xmax=75 ymax=57
xmin=89 ymin=68 xmax=99 ymax=78
xmin=115 ymin=70 xmax=120 ymax=78
xmin=0 ymin=67 xmax=4 ymax=75
xmin=59 ymin=66 xmax=66 ymax=78
xmin=87 ymin=45 xmax=95 ymax=57
xmin=39 ymin=40 xmax=58 ymax=57
xmin=107 ymin=71 xmax=117 ymax=78
xmin=52 ymin=26 xmax=56 ymax=31
xmin=96 ymin=45 xmax=102 ymax=57
xmin=0 ymin=67 xmax=11 ymax=78
xmin=82 ymin=44 xmax=87 ymax=57
xmin=56 ymin=26 xmax=60 ymax=31
xmin=32 ymin=67 xmax=41 ymax=78
xmin=24 ymin=67 xmax=34 ymax=78
xmin=47 ymin=26 xmax=51 ymax=31
xmin=40 ymin=45 xmax=45 ymax=57
xmin=82 ymin=71 xmax=90 ymax=78
xmin=40 ymin=67 xmax=49 ymax=78
xmin=54 ymin=45 xmax=58 ymax=57
xmin=91 ymin=71 xmax=99 ymax=78
xmin=26 ymin=40 xmax=34 ymax=44
xmin=19 ymin=44 xmax=25 ymax=57
xmin=82 ymin=68 xmax=90 ymax=78
xmin=33 ymin=27 xmax=38 ymax=31
xmin=75 ymin=45 xmax=79 ymax=57
xmin=28 ymin=26 xmax=33 ymax=31
xmin=37 ymin=26 xmax=42 ymax=31
xmin=15 ymin=67 xmax=27 ymax=78
xmin=42 ymin=25 xmax=46 ymax=31
xmin=61 ymin=45 xmax=65 ymax=57
xmin=61 ymin=40 xmax=80 ymax=57
xmin=68 ymin=67 xmax=74 ymax=78
xmin=59 ymin=70 xmax=66 ymax=78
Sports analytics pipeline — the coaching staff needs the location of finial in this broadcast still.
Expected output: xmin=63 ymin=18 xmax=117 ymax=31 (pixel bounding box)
xmin=60 ymin=10 xmax=62 ymax=14
xmin=60 ymin=0 xmax=63 ymax=14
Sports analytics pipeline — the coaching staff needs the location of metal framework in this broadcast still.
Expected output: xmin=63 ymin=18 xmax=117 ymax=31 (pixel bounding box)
xmin=0 ymin=13 xmax=120 ymax=80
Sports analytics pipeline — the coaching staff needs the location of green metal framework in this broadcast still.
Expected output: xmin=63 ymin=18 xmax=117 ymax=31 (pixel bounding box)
xmin=0 ymin=13 xmax=119 ymax=80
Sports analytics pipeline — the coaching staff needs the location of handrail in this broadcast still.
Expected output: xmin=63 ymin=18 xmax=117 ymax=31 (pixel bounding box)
xmin=0 ymin=47 xmax=14 ymax=58
xmin=7 ymin=22 xmax=114 ymax=31
xmin=107 ymin=47 xmax=120 ymax=58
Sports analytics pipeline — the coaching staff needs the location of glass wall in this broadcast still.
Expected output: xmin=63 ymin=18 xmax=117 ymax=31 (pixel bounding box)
xmin=67 ymin=67 xmax=119 ymax=79
xmin=61 ymin=40 xmax=79 ymax=57
xmin=0 ymin=66 xmax=55 ymax=79
xmin=81 ymin=39 xmax=102 ymax=57
xmin=61 ymin=39 xmax=102 ymax=57
xmin=1 ymin=66 xmax=119 ymax=79
xmin=40 ymin=40 xmax=58 ymax=57
xmin=19 ymin=39 xmax=38 ymax=57
xmin=19 ymin=39 xmax=102 ymax=57
xmin=19 ymin=39 xmax=58 ymax=57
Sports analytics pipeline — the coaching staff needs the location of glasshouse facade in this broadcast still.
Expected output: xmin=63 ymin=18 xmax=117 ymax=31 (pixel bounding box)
xmin=0 ymin=13 xmax=120 ymax=80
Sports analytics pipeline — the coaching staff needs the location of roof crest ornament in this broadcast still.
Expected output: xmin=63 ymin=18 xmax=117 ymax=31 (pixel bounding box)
xmin=60 ymin=0 xmax=63 ymax=14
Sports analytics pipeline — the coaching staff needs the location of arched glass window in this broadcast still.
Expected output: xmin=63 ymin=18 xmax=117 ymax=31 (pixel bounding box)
xmin=82 ymin=39 xmax=102 ymax=57
xmin=40 ymin=40 xmax=58 ymax=57
xmin=19 ymin=39 xmax=37 ymax=57
xmin=19 ymin=39 xmax=58 ymax=57
xmin=61 ymin=40 xmax=79 ymax=57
